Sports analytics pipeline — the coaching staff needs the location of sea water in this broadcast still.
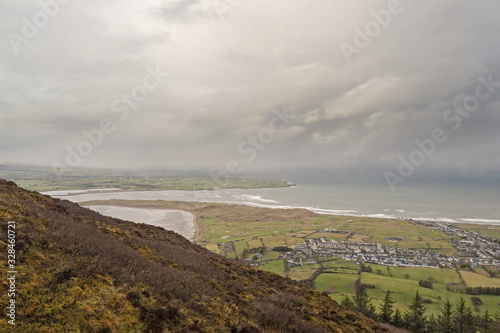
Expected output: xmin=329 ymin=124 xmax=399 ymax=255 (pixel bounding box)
xmin=44 ymin=180 xmax=500 ymax=224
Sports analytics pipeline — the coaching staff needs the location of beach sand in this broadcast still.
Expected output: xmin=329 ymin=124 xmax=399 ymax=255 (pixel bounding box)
xmin=86 ymin=205 xmax=196 ymax=240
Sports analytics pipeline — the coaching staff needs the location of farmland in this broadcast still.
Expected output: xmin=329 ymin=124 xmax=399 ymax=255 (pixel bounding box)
xmin=0 ymin=167 xmax=291 ymax=192
xmin=78 ymin=199 xmax=500 ymax=315
xmin=461 ymin=270 xmax=500 ymax=288
xmin=457 ymin=224 xmax=500 ymax=239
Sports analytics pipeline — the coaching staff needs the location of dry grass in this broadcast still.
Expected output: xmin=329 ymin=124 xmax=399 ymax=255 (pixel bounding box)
xmin=461 ymin=270 xmax=500 ymax=288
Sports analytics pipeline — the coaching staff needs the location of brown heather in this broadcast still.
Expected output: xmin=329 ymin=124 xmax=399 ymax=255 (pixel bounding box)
xmin=0 ymin=179 xmax=388 ymax=333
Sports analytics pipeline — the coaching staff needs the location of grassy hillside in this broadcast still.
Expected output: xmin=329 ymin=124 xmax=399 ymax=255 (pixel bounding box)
xmin=0 ymin=180 xmax=386 ymax=332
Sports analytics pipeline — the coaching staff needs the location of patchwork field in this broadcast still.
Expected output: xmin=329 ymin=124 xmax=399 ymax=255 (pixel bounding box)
xmin=79 ymin=199 xmax=500 ymax=315
xmin=373 ymin=273 xmax=498 ymax=313
xmin=0 ymin=167 xmax=291 ymax=192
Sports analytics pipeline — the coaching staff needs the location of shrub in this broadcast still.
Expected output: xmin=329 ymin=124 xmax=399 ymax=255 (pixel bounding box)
xmin=418 ymin=280 xmax=433 ymax=289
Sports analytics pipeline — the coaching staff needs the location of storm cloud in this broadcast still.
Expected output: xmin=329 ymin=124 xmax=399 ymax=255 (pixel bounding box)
xmin=1 ymin=0 xmax=499 ymax=179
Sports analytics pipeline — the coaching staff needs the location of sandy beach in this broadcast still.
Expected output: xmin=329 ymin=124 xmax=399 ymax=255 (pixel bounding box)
xmin=86 ymin=205 xmax=196 ymax=240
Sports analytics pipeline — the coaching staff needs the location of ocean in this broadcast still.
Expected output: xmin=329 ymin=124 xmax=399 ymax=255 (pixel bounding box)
xmin=45 ymin=180 xmax=500 ymax=225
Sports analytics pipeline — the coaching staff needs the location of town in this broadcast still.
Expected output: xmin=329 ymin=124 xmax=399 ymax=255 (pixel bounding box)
xmin=276 ymin=220 xmax=500 ymax=271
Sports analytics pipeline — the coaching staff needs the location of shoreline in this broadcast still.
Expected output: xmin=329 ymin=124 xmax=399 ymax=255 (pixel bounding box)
xmin=40 ymin=183 xmax=294 ymax=196
xmin=189 ymin=211 xmax=203 ymax=242
xmin=44 ymin=187 xmax=499 ymax=228
xmin=74 ymin=197 xmax=500 ymax=228
xmin=77 ymin=199 xmax=500 ymax=247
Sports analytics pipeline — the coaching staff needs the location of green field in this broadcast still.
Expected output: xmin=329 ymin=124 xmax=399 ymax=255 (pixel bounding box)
xmin=260 ymin=250 xmax=280 ymax=260
xmin=199 ymin=213 xmax=454 ymax=254
xmin=455 ymin=224 xmax=500 ymax=239
xmin=364 ymin=264 xmax=462 ymax=284
xmin=258 ymin=260 xmax=285 ymax=275
xmin=315 ymin=273 xmax=359 ymax=305
xmin=308 ymin=232 xmax=349 ymax=242
xmin=311 ymin=263 xmax=498 ymax=316
xmin=233 ymin=241 xmax=250 ymax=259
xmin=198 ymin=217 xmax=231 ymax=243
xmin=260 ymin=233 xmax=308 ymax=249
xmin=13 ymin=176 xmax=290 ymax=192
xmin=204 ymin=243 xmax=219 ymax=254
xmin=359 ymin=271 xmax=499 ymax=315
xmin=0 ymin=167 xmax=291 ymax=192
xmin=247 ymin=239 xmax=263 ymax=249
xmin=321 ymin=259 xmax=360 ymax=276
xmin=288 ymin=263 xmax=321 ymax=280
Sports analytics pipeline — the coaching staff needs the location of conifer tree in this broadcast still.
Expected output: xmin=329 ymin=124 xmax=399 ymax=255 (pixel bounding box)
xmin=379 ymin=290 xmax=394 ymax=323
xmin=437 ymin=300 xmax=455 ymax=333
xmin=392 ymin=308 xmax=404 ymax=328
xmin=341 ymin=295 xmax=355 ymax=310
xmin=366 ymin=303 xmax=377 ymax=320
xmin=404 ymin=291 xmax=427 ymax=333
xmin=354 ymin=283 xmax=373 ymax=317
xmin=453 ymin=297 xmax=475 ymax=333
xmin=426 ymin=314 xmax=437 ymax=333
xmin=478 ymin=310 xmax=491 ymax=333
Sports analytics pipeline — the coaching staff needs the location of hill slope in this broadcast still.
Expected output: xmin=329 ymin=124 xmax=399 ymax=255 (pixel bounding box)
xmin=0 ymin=180 xmax=386 ymax=332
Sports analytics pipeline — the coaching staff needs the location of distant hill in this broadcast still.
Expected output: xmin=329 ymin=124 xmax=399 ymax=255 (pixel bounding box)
xmin=0 ymin=162 xmax=46 ymax=171
xmin=0 ymin=179 xmax=387 ymax=332
xmin=0 ymin=163 xmax=18 ymax=171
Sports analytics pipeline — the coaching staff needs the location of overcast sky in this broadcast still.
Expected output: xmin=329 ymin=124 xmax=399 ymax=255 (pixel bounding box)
xmin=1 ymin=0 xmax=499 ymax=180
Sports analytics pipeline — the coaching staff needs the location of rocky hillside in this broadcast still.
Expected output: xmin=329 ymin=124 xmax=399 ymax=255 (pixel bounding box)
xmin=0 ymin=179 xmax=387 ymax=332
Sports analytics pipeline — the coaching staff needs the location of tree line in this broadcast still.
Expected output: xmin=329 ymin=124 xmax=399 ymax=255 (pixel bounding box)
xmin=341 ymin=284 xmax=500 ymax=332
xmin=466 ymin=286 xmax=500 ymax=296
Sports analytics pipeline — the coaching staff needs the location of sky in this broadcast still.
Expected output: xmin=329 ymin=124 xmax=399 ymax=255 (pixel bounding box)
xmin=1 ymin=0 xmax=499 ymax=182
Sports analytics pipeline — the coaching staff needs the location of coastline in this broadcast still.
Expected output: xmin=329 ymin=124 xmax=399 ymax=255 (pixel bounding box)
xmin=44 ymin=184 xmax=500 ymax=228
xmin=82 ymin=200 xmax=208 ymax=242
xmin=40 ymin=183 xmax=294 ymax=196
xmin=77 ymin=199 xmax=500 ymax=246
xmin=190 ymin=211 xmax=203 ymax=242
